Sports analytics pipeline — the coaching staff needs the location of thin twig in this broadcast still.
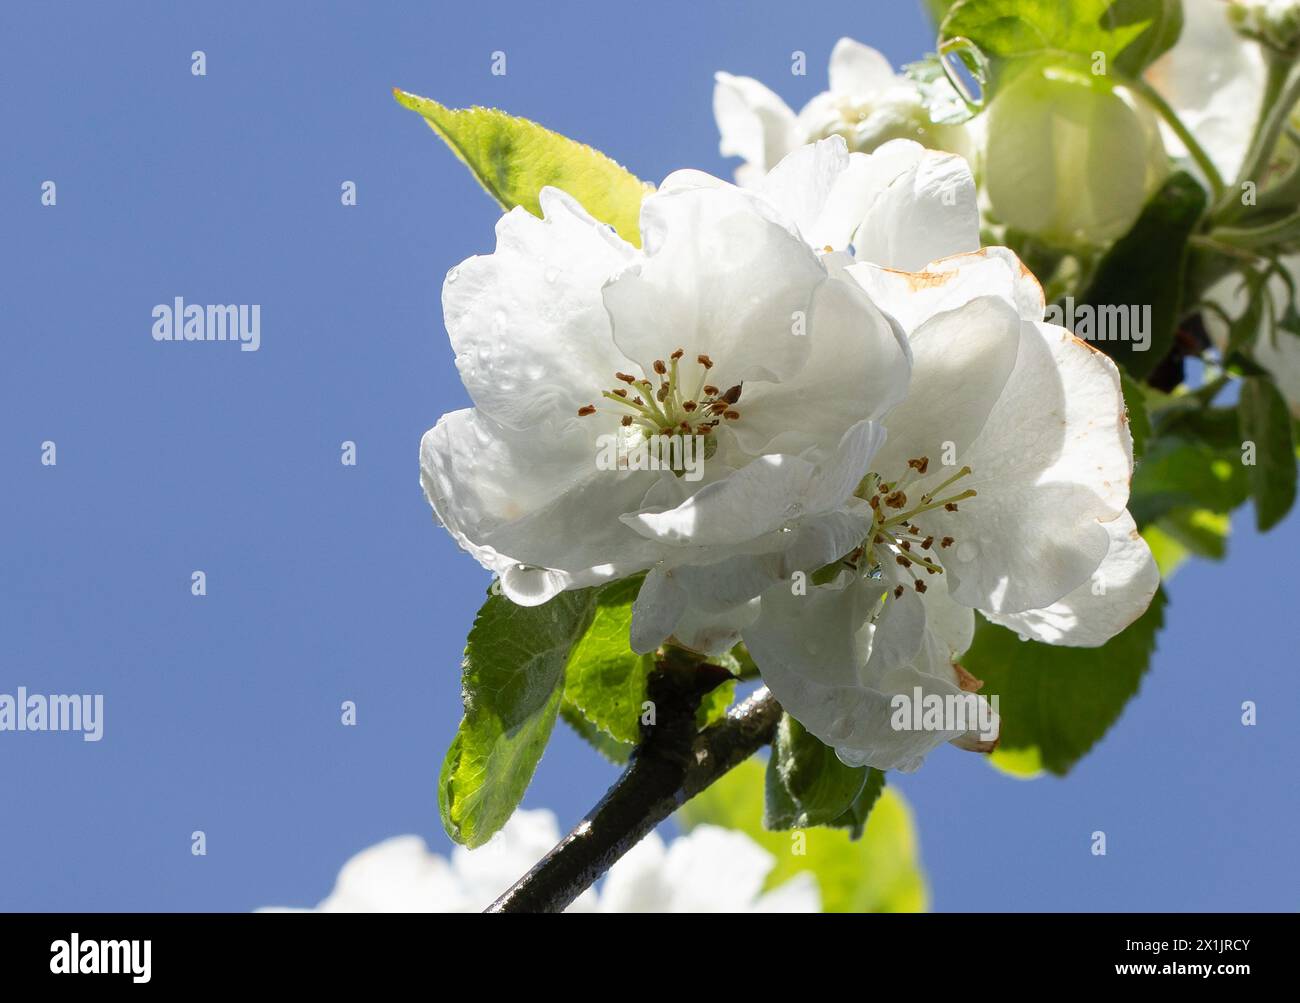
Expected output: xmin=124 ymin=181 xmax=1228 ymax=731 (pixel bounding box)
xmin=486 ymin=671 xmax=782 ymax=914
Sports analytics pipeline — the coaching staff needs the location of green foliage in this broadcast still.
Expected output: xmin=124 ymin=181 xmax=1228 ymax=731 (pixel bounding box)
xmin=394 ymin=89 xmax=650 ymax=246
xmin=1077 ymin=171 xmax=1207 ymax=377
xmin=1129 ymin=421 xmax=1249 ymax=527
xmin=765 ymin=714 xmax=883 ymax=833
xmin=439 ymin=589 xmax=598 ymax=847
xmin=562 ymin=578 xmax=653 ymax=745
xmin=759 ymin=711 xmax=883 ymax=831
xmin=941 ymin=0 xmax=1184 ymax=95
xmin=1239 ymin=376 xmax=1299 ymax=530
xmin=680 ymin=759 xmax=927 ymax=912
xmin=964 ymin=589 xmax=1168 ymax=776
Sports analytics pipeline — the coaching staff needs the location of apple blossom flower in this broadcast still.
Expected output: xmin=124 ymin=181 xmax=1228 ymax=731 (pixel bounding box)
xmin=742 ymin=248 xmax=1160 ymax=772
xmin=1146 ymin=0 xmax=1270 ymax=182
xmin=713 ymin=38 xmax=973 ymax=188
xmin=260 ymin=810 xmax=819 ymax=913
xmin=421 ymin=136 xmax=983 ymax=642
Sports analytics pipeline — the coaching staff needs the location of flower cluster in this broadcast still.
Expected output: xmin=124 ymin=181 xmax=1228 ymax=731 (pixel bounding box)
xmin=421 ymin=131 xmax=1156 ymax=771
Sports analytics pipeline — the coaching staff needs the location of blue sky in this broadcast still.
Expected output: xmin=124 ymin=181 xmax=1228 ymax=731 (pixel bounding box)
xmin=2 ymin=0 xmax=1297 ymax=911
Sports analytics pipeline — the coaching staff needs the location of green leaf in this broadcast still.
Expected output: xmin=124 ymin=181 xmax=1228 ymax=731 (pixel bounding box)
xmin=962 ymin=588 xmax=1167 ymax=776
xmin=1129 ymin=433 xmax=1249 ymax=526
xmin=439 ymin=589 xmax=598 ymax=847
xmin=1239 ymin=376 xmax=1299 ymax=530
xmin=1153 ymin=507 xmax=1231 ymax=560
xmin=695 ymin=676 xmax=737 ymax=730
xmin=394 ymin=89 xmax=651 ymax=246
xmin=1074 ymin=171 xmax=1207 ymax=378
xmin=765 ymin=714 xmax=874 ymax=830
xmin=562 ymin=577 xmax=653 ymax=745
xmin=559 ymin=701 xmax=632 ymax=764
xmin=941 ymin=0 xmax=1184 ymax=93
xmin=679 ymin=759 xmax=928 ymax=912
xmin=829 ymin=767 xmax=888 ymax=840
xmin=1121 ymin=371 xmax=1152 ymax=460
xmin=1140 ymin=521 xmax=1192 ymax=579
xmin=559 ymin=576 xmax=736 ymax=756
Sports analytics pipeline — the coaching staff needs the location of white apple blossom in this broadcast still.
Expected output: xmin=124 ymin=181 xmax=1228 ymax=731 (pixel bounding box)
xmin=743 ymin=248 xmax=1160 ymax=772
xmin=1147 ymin=0 xmax=1269 ymax=182
xmin=714 ymin=38 xmax=973 ymax=188
xmin=421 ymin=135 xmax=978 ymax=658
xmin=260 ymin=810 xmax=818 ymax=913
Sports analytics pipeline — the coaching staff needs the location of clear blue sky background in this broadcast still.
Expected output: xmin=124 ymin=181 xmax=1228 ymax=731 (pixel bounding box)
xmin=2 ymin=0 xmax=1296 ymax=912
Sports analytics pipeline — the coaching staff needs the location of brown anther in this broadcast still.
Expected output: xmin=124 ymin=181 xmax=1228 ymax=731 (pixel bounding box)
xmin=670 ymin=348 xmax=684 ymax=360
xmin=709 ymin=401 xmax=728 ymax=414
xmin=721 ymin=385 xmax=743 ymax=404
xmin=659 ymin=427 xmax=673 ymax=436
xmin=945 ymin=502 xmax=959 ymax=512
xmin=921 ymin=536 xmax=934 ymax=550
xmin=632 ymin=396 xmax=644 ymax=406
xmin=697 ymin=354 xmax=714 ymax=369
xmin=657 ymin=385 xmax=670 ymax=402
xmin=873 ymin=534 xmax=884 ymax=545
xmin=723 ymin=409 xmax=740 ymax=421
xmin=925 ymin=566 xmax=939 ymax=575
xmin=940 ymin=537 xmax=954 ymax=548
xmin=577 ymin=404 xmax=597 ymax=417
xmin=869 ymin=497 xmax=880 ymax=511
xmin=914 ymin=579 xmax=928 ymax=594
xmin=612 ymin=388 xmax=628 ymax=398
xmin=908 ymin=456 xmax=930 ymax=475
xmin=703 ymin=384 xmax=719 ymax=397
xmin=885 ymin=490 xmax=908 ymax=509
xmin=900 ymin=541 xmax=911 ymax=551
xmin=621 ymin=415 xmax=633 ymax=427
xmin=698 ymin=425 xmax=712 ymax=435
xmin=683 ymin=401 xmax=698 ymax=413
xmin=679 ymin=422 xmax=691 ymax=432
xmin=615 ymin=372 xmax=636 ymax=384
xmin=653 ymin=359 xmax=667 ymax=376
xmin=896 ymin=556 xmax=912 ymax=568
xmin=893 ymin=585 xmax=905 ymax=599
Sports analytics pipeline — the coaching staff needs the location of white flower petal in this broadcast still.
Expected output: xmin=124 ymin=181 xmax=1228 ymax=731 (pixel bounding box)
xmin=732 ymin=268 xmax=910 ymax=456
xmin=1146 ymin=0 xmax=1266 ymax=181
xmin=870 ymin=295 xmax=1023 ymax=476
xmin=603 ymin=184 xmax=822 ymax=390
xmin=828 ymin=37 xmax=898 ymax=96
xmin=420 ymin=409 xmax=658 ymax=604
xmin=980 ymin=509 xmax=1159 ymax=646
xmin=444 ymin=188 xmax=636 ymax=430
xmin=940 ymin=324 xmax=1134 ymax=614
xmin=848 ymin=246 xmax=1045 ymax=335
xmin=744 ymin=574 xmax=972 ymax=771
xmin=713 ymin=72 xmax=800 ymax=186
xmin=849 ymin=140 xmax=980 ymax=270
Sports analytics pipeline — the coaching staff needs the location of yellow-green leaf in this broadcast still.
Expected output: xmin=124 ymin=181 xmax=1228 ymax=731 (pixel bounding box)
xmin=394 ymin=88 xmax=651 ymax=246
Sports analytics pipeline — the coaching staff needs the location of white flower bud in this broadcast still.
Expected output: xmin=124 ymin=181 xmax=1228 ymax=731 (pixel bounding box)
xmin=984 ymin=63 xmax=1168 ymax=247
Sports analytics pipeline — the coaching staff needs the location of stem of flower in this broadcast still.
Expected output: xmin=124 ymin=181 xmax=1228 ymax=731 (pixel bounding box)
xmin=485 ymin=667 xmax=783 ymax=914
xmin=1214 ymin=56 xmax=1300 ymax=219
xmin=1130 ymin=77 xmax=1226 ymax=201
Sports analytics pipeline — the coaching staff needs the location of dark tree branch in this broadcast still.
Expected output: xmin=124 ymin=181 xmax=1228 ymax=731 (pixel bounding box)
xmin=486 ymin=658 xmax=782 ymax=914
